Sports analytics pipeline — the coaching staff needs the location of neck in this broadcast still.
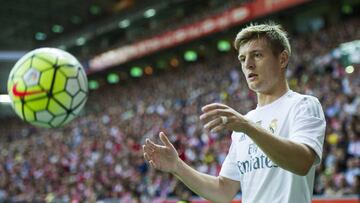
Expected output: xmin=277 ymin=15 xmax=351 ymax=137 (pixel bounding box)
xmin=257 ymin=80 xmax=289 ymax=107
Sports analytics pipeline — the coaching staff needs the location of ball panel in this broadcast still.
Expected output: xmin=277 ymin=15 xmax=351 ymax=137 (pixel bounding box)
xmin=31 ymin=56 xmax=54 ymax=72
xmin=23 ymin=105 xmax=35 ymax=121
xmin=12 ymin=58 xmax=32 ymax=78
xmin=48 ymin=99 xmax=67 ymax=115
xmin=23 ymin=93 xmax=48 ymax=102
xmin=59 ymin=66 xmax=78 ymax=77
xmin=78 ymin=69 xmax=88 ymax=92
xmin=33 ymin=50 xmax=58 ymax=65
xmin=39 ymin=69 xmax=55 ymax=90
xmin=36 ymin=110 xmax=54 ymax=123
xmin=52 ymin=71 xmax=67 ymax=94
xmin=71 ymin=92 xmax=87 ymax=109
xmin=66 ymin=78 xmax=80 ymax=96
xmin=23 ymin=68 xmax=41 ymax=86
xmin=50 ymin=114 xmax=67 ymax=127
xmin=31 ymin=122 xmax=52 ymax=128
xmin=53 ymin=92 xmax=72 ymax=109
xmin=61 ymin=114 xmax=76 ymax=126
xmin=26 ymin=98 xmax=48 ymax=111
xmin=73 ymin=99 xmax=86 ymax=115
xmin=57 ymin=52 xmax=79 ymax=66
xmin=13 ymin=102 xmax=25 ymax=120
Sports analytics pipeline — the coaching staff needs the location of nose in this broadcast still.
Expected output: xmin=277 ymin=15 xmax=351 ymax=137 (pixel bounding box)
xmin=244 ymin=57 xmax=255 ymax=70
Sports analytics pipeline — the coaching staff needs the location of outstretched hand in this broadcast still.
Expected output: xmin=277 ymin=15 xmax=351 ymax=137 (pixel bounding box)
xmin=143 ymin=132 xmax=180 ymax=173
xmin=200 ymin=103 xmax=249 ymax=133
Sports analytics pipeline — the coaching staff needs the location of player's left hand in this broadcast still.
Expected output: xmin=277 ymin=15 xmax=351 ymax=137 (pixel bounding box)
xmin=199 ymin=103 xmax=249 ymax=133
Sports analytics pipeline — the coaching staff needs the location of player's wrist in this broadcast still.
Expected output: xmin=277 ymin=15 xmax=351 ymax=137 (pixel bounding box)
xmin=241 ymin=120 xmax=256 ymax=136
xmin=172 ymin=156 xmax=183 ymax=175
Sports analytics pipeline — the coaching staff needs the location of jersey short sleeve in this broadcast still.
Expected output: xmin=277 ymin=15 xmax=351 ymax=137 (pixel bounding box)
xmin=289 ymin=96 xmax=326 ymax=165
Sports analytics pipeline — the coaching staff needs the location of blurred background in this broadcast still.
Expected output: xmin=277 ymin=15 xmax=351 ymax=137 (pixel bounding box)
xmin=0 ymin=0 xmax=359 ymax=202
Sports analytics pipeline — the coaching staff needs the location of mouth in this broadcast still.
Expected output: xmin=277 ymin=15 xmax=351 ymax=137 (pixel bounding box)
xmin=247 ymin=73 xmax=258 ymax=81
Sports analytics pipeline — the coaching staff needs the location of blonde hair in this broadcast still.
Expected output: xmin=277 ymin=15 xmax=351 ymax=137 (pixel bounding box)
xmin=234 ymin=22 xmax=291 ymax=57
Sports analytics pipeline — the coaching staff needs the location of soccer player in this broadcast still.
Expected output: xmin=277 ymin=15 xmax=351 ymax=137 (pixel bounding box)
xmin=143 ymin=23 xmax=326 ymax=203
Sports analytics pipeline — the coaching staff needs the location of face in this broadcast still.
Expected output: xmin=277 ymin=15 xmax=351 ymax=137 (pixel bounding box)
xmin=238 ymin=38 xmax=287 ymax=94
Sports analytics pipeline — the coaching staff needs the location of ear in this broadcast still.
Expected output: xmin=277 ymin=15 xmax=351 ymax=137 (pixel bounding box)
xmin=279 ymin=50 xmax=289 ymax=69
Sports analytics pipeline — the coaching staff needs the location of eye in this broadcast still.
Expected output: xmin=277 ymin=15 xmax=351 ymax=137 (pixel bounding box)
xmin=239 ymin=57 xmax=245 ymax=63
xmin=254 ymin=52 xmax=262 ymax=58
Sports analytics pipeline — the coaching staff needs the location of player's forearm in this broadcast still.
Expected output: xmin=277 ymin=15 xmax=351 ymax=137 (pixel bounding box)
xmin=172 ymin=159 xmax=232 ymax=203
xmin=244 ymin=121 xmax=314 ymax=176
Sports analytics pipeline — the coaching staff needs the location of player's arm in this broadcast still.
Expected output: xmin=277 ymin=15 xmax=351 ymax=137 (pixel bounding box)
xmin=143 ymin=132 xmax=240 ymax=203
xmin=174 ymin=159 xmax=240 ymax=203
xmin=240 ymin=121 xmax=316 ymax=176
xmin=200 ymin=102 xmax=324 ymax=176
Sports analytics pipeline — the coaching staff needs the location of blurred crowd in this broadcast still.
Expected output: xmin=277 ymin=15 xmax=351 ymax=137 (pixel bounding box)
xmin=0 ymin=16 xmax=360 ymax=203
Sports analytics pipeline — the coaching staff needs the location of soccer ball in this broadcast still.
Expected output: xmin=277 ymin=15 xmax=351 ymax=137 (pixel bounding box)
xmin=7 ymin=48 xmax=88 ymax=128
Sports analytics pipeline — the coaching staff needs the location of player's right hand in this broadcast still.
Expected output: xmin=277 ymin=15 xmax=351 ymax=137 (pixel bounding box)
xmin=143 ymin=131 xmax=180 ymax=173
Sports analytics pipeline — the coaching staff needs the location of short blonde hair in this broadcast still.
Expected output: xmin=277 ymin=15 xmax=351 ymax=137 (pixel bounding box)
xmin=234 ymin=22 xmax=291 ymax=57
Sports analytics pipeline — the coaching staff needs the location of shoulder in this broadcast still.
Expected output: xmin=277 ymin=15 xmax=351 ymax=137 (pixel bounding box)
xmin=290 ymin=91 xmax=324 ymax=119
xmin=287 ymin=90 xmax=319 ymax=103
xmin=287 ymin=91 xmax=320 ymax=106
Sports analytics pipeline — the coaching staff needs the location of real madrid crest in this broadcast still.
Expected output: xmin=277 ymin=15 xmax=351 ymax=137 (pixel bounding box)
xmin=269 ymin=119 xmax=278 ymax=134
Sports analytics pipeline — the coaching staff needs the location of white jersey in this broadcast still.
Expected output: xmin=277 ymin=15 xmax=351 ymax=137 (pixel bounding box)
xmin=220 ymin=90 xmax=326 ymax=203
